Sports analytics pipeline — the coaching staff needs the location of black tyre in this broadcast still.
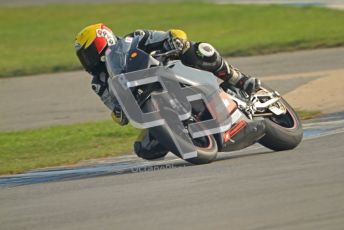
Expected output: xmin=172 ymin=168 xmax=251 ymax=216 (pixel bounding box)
xmin=259 ymin=98 xmax=303 ymax=151
xmin=185 ymin=135 xmax=218 ymax=165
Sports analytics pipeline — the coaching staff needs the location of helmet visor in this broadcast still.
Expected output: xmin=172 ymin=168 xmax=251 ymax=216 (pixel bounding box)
xmin=76 ymin=42 xmax=102 ymax=74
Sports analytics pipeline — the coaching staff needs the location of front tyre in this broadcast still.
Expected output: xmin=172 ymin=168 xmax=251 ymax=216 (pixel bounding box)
xmin=259 ymin=98 xmax=303 ymax=151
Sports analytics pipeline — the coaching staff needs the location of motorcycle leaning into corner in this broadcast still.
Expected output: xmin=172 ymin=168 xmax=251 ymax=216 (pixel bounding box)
xmin=105 ymin=36 xmax=303 ymax=165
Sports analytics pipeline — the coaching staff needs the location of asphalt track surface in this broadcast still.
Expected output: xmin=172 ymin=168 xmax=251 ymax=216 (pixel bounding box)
xmin=1 ymin=113 xmax=344 ymax=229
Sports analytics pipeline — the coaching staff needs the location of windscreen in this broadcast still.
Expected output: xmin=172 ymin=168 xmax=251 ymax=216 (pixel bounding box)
xmin=105 ymin=36 xmax=156 ymax=76
xmin=105 ymin=39 xmax=132 ymax=76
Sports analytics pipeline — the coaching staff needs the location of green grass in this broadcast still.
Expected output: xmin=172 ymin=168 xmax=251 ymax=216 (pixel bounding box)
xmin=0 ymin=120 xmax=139 ymax=175
xmin=0 ymin=109 xmax=320 ymax=175
xmin=1 ymin=3 xmax=344 ymax=77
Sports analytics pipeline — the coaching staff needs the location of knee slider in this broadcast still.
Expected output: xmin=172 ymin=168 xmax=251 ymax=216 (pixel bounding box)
xmin=196 ymin=43 xmax=216 ymax=60
xmin=180 ymin=42 xmax=221 ymax=73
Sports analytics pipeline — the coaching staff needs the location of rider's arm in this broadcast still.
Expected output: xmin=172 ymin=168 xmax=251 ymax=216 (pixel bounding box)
xmin=91 ymin=73 xmax=116 ymax=111
xmin=125 ymin=29 xmax=188 ymax=54
xmin=91 ymin=73 xmax=129 ymax=126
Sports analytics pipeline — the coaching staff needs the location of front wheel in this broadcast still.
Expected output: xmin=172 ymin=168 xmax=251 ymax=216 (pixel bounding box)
xmin=259 ymin=98 xmax=303 ymax=151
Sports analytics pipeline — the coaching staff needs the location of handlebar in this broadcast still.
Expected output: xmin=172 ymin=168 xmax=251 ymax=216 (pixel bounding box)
xmin=152 ymin=49 xmax=180 ymax=58
xmin=152 ymin=49 xmax=180 ymax=65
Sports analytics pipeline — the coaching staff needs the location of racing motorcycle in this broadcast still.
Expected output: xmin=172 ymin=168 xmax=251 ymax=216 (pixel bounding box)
xmin=105 ymin=37 xmax=303 ymax=164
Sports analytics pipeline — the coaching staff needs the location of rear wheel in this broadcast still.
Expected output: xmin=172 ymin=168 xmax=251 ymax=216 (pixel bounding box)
xmin=259 ymin=98 xmax=303 ymax=151
xmin=185 ymin=134 xmax=218 ymax=165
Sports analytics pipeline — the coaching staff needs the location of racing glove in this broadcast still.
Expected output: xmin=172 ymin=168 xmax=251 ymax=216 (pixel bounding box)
xmin=111 ymin=105 xmax=129 ymax=126
xmin=163 ymin=29 xmax=189 ymax=54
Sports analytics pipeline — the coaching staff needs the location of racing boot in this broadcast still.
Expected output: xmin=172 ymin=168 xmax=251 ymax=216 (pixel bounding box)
xmin=216 ymin=61 xmax=261 ymax=95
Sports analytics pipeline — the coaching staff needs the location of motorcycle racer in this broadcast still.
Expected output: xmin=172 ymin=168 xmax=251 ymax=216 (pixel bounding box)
xmin=74 ymin=23 xmax=261 ymax=126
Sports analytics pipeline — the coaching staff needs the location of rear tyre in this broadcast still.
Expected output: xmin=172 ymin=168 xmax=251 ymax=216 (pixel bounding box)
xmin=185 ymin=135 xmax=218 ymax=165
xmin=259 ymin=98 xmax=303 ymax=151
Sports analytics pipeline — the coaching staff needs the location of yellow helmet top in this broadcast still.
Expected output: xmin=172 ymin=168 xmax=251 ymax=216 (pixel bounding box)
xmin=169 ymin=29 xmax=187 ymax=41
xmin=75 ymin=23 xmax=103 ymax=49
